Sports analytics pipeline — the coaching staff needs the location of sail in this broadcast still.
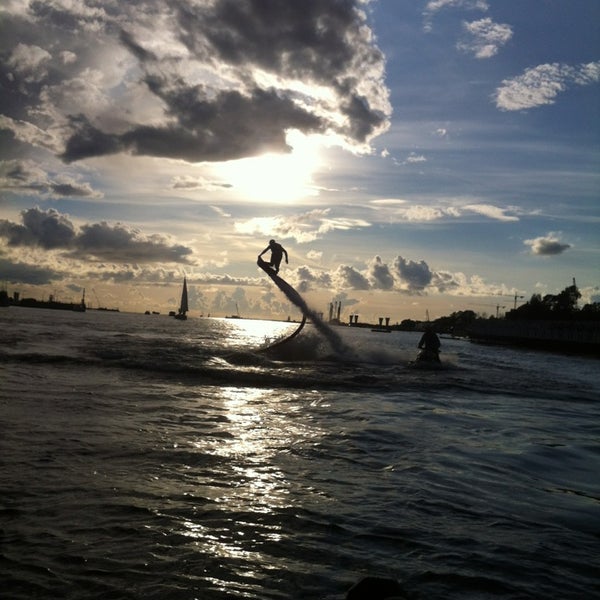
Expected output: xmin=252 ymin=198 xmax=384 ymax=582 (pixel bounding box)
xmin=179 ymin=278 xmax=189 ymax=314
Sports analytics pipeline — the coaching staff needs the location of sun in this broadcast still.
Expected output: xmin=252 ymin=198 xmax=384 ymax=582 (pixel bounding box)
xmin=213 ymin=131 xmax=322 ymax=202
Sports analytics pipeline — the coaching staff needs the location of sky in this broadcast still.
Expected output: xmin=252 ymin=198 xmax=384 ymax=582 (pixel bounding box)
xmin=1 ymin=0 xmax=599 ymax=321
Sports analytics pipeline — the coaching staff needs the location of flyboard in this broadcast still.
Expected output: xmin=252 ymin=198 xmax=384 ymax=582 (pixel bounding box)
xmin=257 ymin=257 xmax=306 ymax=351
xmin=257 ymin=258 xmax=353 ymax=356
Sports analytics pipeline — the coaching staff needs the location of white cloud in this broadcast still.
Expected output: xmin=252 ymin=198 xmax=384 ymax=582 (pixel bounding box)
xmin=234 ymin=209 xmax=371 ymax=243
xmin=404 ymin=152 xmax=428 ymax=164
xmin=495 ymin=61 xmax=600 ymax=111
xmin=400 ymin=205 xmax=446 ymax=221
xmin=306 ymin=249 xmax=323 ymax=262
xmin=524 ymin=233 xmax=571 ymax=256
xmin=368 ymin=199 xmax=519 ymax=223
xmin=423 ymin=0 xmax=489 ymax=32
xmin=458 ymin=18 xmax=512 ymax=59
xmin=464 ymin=203 xmax=518 ymax=222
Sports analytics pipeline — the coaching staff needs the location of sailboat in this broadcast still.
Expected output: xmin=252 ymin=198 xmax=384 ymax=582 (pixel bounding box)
xmin=174 ymin=277 xmax=188 ymax=320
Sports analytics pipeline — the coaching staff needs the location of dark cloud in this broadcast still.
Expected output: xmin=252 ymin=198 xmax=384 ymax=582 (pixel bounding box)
xmin=171 ymin=176 xmax=232 ymax=191
xmin=0 ymin=207 xmax=194 ymax=264
xmin=0 ymin=207 xmax=76 ymax=248
xmin=74 ymin=222 xmax=194 ymax=263
xmin=0 ymin=257 xmax=59 ymax=285
xmin=60 ymin=115 xmax=126 ymax=163
xmin=0 ymin=159 xmax=102 ymax=198
xmin=393 ymin=256 xmax=433 ymax=293
xmin=334 ymin=264 xmax=370 ymax=290
xmin=367 ymin=255 xmax=394 ymax=290
xmin=2 ymin=0 xmax=390 ymax=165
xmin=293 ymin=265 xmax=332 ymax=293
xmin=62 ymin=86 xmax=325 ymax=163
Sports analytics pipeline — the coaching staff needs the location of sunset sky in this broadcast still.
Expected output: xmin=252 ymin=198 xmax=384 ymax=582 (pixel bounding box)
xmin=1 ymin=0 xmax=598 ymax=321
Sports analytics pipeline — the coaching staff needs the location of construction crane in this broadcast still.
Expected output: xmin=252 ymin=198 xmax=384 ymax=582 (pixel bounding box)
xmin=471 ymin=303 xmax=506 ymax=318
xmin=500 ymin=293 xmax=525 ymax=310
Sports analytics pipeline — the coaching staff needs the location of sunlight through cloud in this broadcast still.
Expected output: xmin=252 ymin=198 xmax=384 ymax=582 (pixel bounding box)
xmin=212 ymin=132 xmax=322 ymax=202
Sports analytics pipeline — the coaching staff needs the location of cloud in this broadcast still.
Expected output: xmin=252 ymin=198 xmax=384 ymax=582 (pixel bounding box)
xmin=0 ymin=159 xmax=103 ymax=198
xmin=393 ymin=256 xmax=433 ymax=293
xmin=306 ymin=249 xmax=323 ymax=262
xmin=393 ymin=205 xmax=447 ymax=221
xmin=367 ymin=255 xmax=395 ymax=290
xmin=0 ymin=257 xmax=59 ymax=285
xmin=333 ymin=264 xmax=371 ymax=290
xmin=0 ymin=116 xmax=61 ymax=153
xmin=0 ymin=207 xmax=76 ymax=249
xmin=524 ymin=234 xmax=571 ymax=256
xmin=423 ymin=0 xmax=489 ymax=32
xmin=369 ymin=198 xmax=519 ymax=223
xmin=171 ymin=175 xmax=232 ymax=191
xmin=464 ymin=203 xmax=518 ymax=221
xmin=2 ymin=0 xmax=391 ymax=165
xmin=0 ymin=207 xmax=194 ymax=263
xmin=402 ymin=152 xmax=427 ymax=165
xmin=7 ymin=43 xmax=52 ymax=82
xmin=458 ymin=18 xmax=512 ymax=59
xmin=495 ymin=61 xmax=600 ymax=111
xmin=235 ymin=208 xmax=371 ymax=243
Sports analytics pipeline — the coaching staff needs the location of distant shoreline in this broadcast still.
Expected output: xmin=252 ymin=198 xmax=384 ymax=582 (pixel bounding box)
xmin=468 ymin=319 xmax=600 ymax=356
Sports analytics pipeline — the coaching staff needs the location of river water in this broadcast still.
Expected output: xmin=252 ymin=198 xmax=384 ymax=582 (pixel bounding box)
xmin=1 ymin=307 xmax=598 ymax=599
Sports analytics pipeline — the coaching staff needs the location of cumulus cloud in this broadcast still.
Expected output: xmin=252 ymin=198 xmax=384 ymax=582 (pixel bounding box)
xmin=367 ymin=255 xmax=395 ymax=290
xmin=458 ymin=18 xmax=512 ymax=58
xmin=495 ymin=61 xmax=600 ymax=111
xmin=300 ymin=253 xmax=500 ymax=297
xmin=393 ymin=256 xmax=433 ymax=293
xmin=524 ymin=234 xmax=571 ymax=256
xmin=0 ymin=207 xmax=194 ymax=263
xmin=333 ymin=264 xmax=371 ymax=290
xmin=1 ymin=0 xmax=391 ymax=165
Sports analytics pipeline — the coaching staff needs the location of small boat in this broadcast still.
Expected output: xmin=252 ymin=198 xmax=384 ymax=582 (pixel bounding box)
xmin=173 ymin=277 xmax=188 ymax=320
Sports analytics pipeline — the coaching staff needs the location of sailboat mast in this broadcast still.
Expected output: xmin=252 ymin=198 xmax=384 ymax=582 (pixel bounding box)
xmin=180 ymin=277 xmax=189 ymax=314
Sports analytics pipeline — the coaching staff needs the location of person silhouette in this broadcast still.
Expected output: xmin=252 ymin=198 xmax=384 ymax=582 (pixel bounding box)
xmin=417 ymin=326 xmax=441 ymax=362
xmin=258 ymin=239 xmax=288 ymax=273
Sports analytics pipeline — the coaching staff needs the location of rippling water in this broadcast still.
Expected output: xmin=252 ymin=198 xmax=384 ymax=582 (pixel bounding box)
xmin=1 ymin=307 xmax=599 ymax=599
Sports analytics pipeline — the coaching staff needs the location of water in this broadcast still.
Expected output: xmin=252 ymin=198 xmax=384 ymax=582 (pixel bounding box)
xmin=1 ymin=307 xmax=599 ymax=599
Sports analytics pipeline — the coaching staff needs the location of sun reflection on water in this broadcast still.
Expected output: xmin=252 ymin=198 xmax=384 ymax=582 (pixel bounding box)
xmin=180 ymin=385 xmax=323 ymax=569
xmin=221 ymin=319 xmax=302 ymax=349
